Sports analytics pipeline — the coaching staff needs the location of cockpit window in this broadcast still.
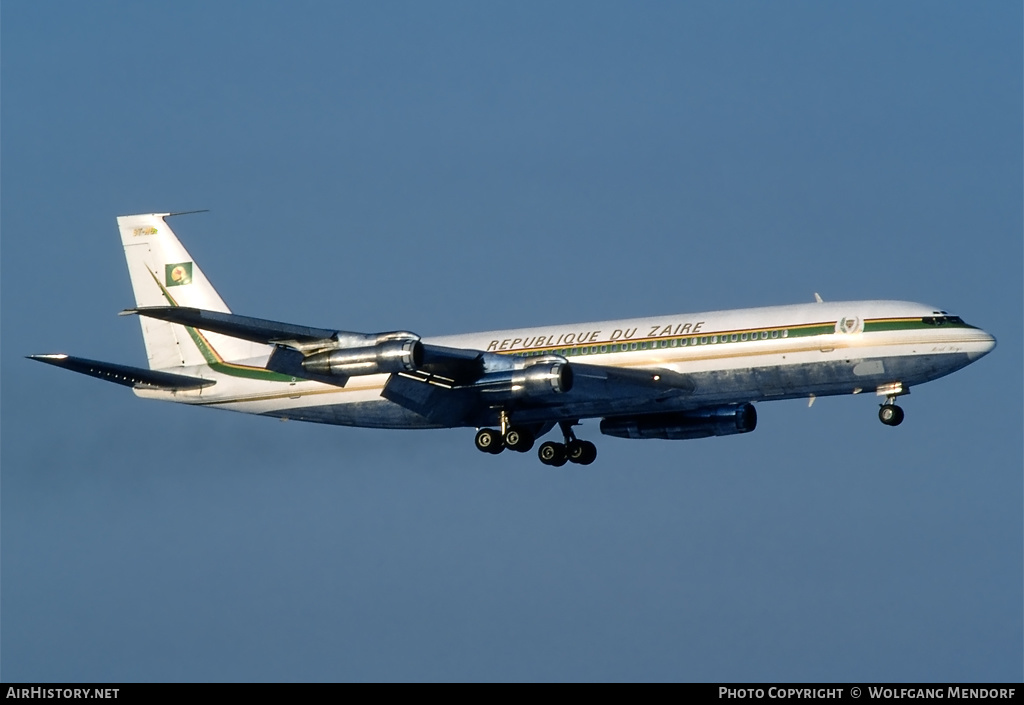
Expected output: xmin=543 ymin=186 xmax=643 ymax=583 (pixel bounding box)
xmin=922 ymin=315 xmax=964 ymax=326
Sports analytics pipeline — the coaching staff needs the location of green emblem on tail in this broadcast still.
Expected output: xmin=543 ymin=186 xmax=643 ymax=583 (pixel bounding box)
xmin=165 ymin=262 xmax=193 ymax=287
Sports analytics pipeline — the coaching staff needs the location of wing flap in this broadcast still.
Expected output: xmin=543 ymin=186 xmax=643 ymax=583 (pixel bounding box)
xmin=381 ymin=373 xmax=477 ymax=426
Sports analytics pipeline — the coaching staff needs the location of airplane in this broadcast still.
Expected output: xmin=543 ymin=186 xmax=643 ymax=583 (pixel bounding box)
xmin=30 ymin=212 xmax=996 ymax=466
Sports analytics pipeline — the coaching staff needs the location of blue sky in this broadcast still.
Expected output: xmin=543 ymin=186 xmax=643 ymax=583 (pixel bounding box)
xmin=3 ymin=1 xmax=1021 ymax=681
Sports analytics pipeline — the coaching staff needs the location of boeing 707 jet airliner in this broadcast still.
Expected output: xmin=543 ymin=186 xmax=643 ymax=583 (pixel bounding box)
xmin=30 ymin=213 xmax=996 ymax=466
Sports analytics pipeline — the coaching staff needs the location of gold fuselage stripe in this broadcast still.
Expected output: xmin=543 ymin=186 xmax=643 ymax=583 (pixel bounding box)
xmin=188 ymin=325 xmax=981 ymax=407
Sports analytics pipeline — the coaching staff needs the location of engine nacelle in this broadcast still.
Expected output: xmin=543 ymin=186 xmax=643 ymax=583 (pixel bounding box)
xmin=301 ymin=337 xmax=423 ymax=377
xmin=600 ymin=403 xmax=757 ymax=440
xmin=473 ymin=361 xmax=574 ymax=400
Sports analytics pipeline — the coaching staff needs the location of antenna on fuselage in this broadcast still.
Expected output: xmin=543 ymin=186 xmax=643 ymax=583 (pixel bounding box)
xmin=166 ymin=209 xmax=210 ymax=218
xmin=814 ymin=292 xmax=824 ymax=303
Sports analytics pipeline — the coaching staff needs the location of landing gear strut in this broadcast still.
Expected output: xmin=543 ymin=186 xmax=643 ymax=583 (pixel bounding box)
xmin=538 ymin=421 xmax=597 ymax=466
xmin=877 ymin=383 xmax=908 ymax=427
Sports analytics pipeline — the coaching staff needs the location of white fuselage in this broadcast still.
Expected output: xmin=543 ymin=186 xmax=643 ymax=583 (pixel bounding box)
xmin=134 ymin=299 xmax=996 ymax=430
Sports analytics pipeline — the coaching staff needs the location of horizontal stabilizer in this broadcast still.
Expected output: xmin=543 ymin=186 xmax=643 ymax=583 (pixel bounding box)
xmin=28 ymin=354 xmax=216 ymax=391
xmin=123 ymin=307 xmax=341 ymax=348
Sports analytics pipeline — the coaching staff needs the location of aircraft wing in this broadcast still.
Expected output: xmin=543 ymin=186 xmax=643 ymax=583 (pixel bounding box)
xmin=128 ymin=306 xmax=695 ymax=424
xmin=123 ymin=306 xmax=342 ymax=347
xmin=128 ymin=306 xmax=485 ymax=384
xmin=383 ymin=360 xmax=695 ymax=427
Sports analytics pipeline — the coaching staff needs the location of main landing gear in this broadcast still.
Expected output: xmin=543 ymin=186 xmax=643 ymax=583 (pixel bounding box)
xmin=474 ymin=426 xmax=535 ymax=454
xmin=474 ymin=410 xmax=537 ymax=456
xmin=877 ymin=382 xmax=908 ymax=427
xmin=538 ymin=421 xmax=597 ymax=466
xmin=474 ymin=416 xmax=597 ymax=466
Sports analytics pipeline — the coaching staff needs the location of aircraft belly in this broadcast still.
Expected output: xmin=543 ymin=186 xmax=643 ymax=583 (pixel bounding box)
xmin=259 ymin=400 xmax=443 ymax=429
xmin=138 ymin=349 xmax=979 ymax=430
xmin=192 ymin=384 xmax=439 ymax=429
xmin=689 ymin=351 xmax=976 ymax=406
xmin=507 ymin=351 xmax=978 ymax=424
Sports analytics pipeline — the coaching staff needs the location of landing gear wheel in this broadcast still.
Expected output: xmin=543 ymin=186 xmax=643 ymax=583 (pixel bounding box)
xmin=475 ymin=428 xmax=505 ymax=454
xmin=567 ymin=440 xmax=597 ymax=465
xmin=878 ymin=404 xmax=905 ymax=426
xmin=504 ymin=428 xmax=535 ymax=453
xmin=538 ymin=441 xmax=568 ymax=467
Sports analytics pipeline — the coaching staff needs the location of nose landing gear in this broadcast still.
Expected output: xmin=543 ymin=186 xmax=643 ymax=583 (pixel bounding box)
xmin=877 ymin=382 xmax=908 ymax=427
xmin=878 ymin=403 xmax=905 ymax=426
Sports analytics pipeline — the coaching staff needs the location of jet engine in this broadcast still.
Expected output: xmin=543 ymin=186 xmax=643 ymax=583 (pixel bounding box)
xmin=472 ymin=359 xmax=573 ymax=400
xmin=301 ymin=336 xmax=423 ymax=377
xmin=600 ymin=403 xmax=757 ymax=440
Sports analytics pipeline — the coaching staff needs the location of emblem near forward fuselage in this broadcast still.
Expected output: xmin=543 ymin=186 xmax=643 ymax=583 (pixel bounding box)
xmin=835 ymin=316 xmax=863 ymax=335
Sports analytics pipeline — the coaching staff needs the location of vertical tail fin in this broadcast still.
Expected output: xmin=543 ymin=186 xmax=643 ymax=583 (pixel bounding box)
xmin=118 ymin=213 xmax=267 ymax=370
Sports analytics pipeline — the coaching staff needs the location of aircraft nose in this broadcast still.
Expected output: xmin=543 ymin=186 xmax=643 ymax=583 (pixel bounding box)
xmin=971 ymin=330 xmax=997 ymax=360
xmin=983 ymin=331 xmax=997 ymax=352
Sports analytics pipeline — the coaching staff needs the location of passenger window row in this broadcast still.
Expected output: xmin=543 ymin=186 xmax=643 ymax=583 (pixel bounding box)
xmin=522 ymin=329 xmax=791 ymax=358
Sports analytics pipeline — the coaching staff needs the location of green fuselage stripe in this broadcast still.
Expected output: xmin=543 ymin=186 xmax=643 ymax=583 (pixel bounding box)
xmin=505 ymin=317 xmax=975 ymax=358
xmin=142 ymin=272 xmax=978 ymax=380
xmin=148 ymin=270 xmax=296 ymax=383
